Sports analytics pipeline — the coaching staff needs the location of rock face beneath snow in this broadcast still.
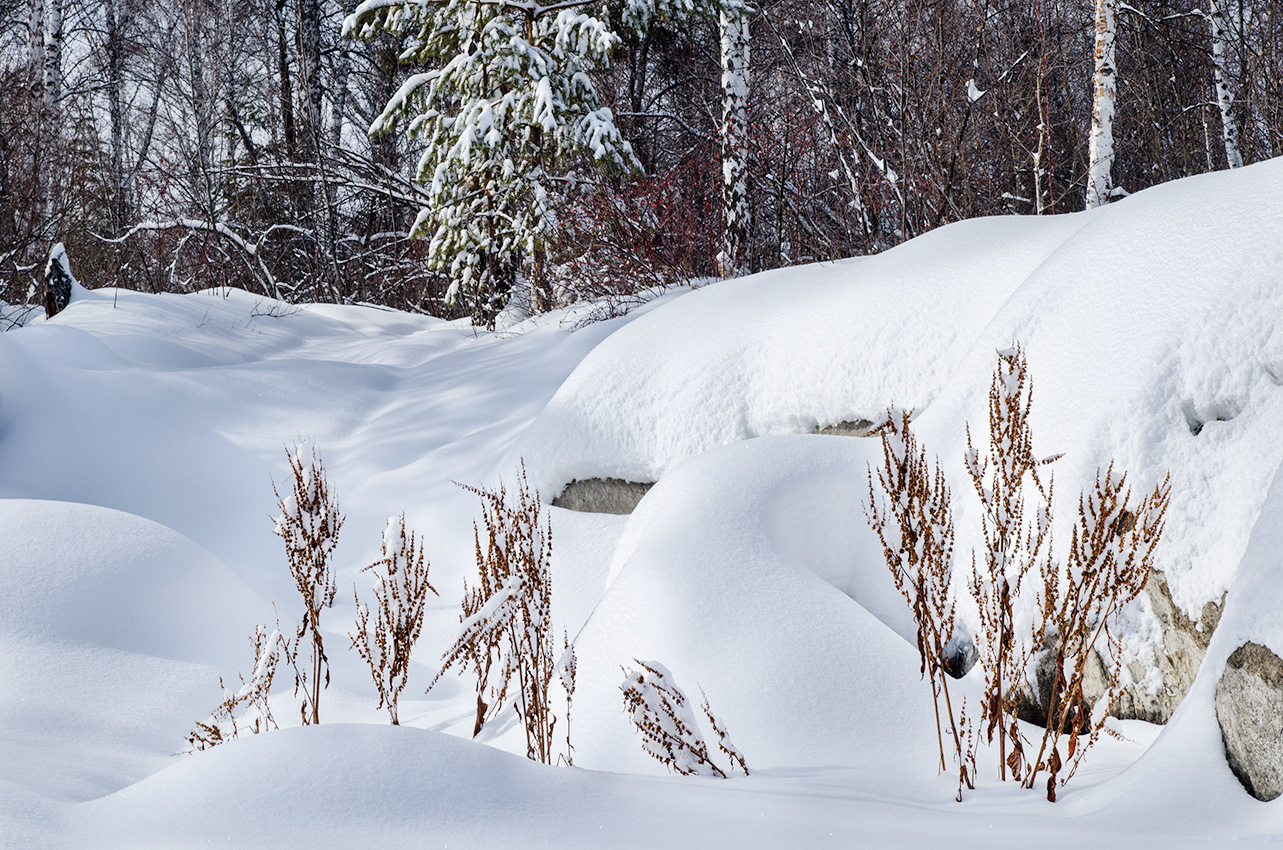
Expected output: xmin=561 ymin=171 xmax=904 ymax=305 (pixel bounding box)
xmin=1014 ymin=634 xmax=1110 ymax=729
xmin=1216 ymin=641 xmax=1283 ymax=801
xmin=813 ymin=418 xmax=876 ymax=437
xmin=550 ymin=419 xmax=874 ymax=516
xmin=1113 ymin=570 xmax=1224 ymax=724
xmin=552 ymin=478 xmax=654 ymax=515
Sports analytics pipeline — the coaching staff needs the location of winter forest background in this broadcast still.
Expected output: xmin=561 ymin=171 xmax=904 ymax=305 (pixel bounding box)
xmin=0 ymin=0 xmax=1275 ymax=325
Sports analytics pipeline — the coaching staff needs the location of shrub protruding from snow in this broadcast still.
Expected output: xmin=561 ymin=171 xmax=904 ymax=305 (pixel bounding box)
xmin=868 ymin=345 xmax=1170 ymax=802
xmin=350 ymin=513 xmax=438 ymax=725
xmin=620 ymin=660 xmax=748 ymax=778
xmin=273 ymin=444 xmax=344 ymax=726
xmin=431 ymin=462 xmax=572 ymax=765
xmin=187 ymin=625 xmax=282 ymax=751
xmin=867 ymin=407 xmax=975 ymax=800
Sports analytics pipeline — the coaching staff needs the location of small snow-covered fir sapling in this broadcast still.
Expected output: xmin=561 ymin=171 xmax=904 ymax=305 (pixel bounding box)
xmin=273 ymin=444 xmax=344 ymax=726
xmin=187 ymin=625 xmax=283 ymax=751
xmin=430 ymin=462 xmax=575 ymax=765
xmin=350 ymin=513 xmax=438 ymax=725
xmin=620 ymin=660 xmax=748 ymax=778
xmin=866 ymin=408 xmax=975 ymax=800
xmin=341 ymin=0 xmax=747 ymax=326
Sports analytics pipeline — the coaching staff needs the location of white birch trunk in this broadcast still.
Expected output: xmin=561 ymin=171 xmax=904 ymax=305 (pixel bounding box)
xmin=297 ymin=0 xmax=324 ymax=163
xmin=1086 ymin=0 xmax=1117 ymax=209
xmin=43 ymin=0 xmax=62 ymax=108
xmin=329 ymin=0 xmax=354 ymax=152
xmin=1209 ymin=0 xmax=1243 ymax=168
xmin=719 ymin=9 xmax=750 ymax=277
xmin=28 ymin=0 xmax=45 ymax=101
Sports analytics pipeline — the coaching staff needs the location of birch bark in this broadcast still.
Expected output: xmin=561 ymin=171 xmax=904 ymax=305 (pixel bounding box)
xmin=719 ymin=9 xmax=750 ymax=276
xmin=1209 ymin=0 xmax=1243 ymax=168
xmin=1085 ymin=0 xmax=1117 ymax=209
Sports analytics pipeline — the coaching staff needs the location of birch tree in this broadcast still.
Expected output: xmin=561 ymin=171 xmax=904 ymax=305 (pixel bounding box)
xmin=1208 ymin=0 xmax=1243 ymax=169
xmin=1086 ymin=0 xmax=1117 ymax=209
xmin=718 ymin=5 xmax=750 ymax=277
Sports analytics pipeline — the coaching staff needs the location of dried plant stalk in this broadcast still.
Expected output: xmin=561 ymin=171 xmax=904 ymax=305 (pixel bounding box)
xmin=1027 ymin=467 xmax=1170 ymax=801
xmin=965 ymin=345 xmax=1056 ymax=782
xmin=866 ymin=345 xmax=1172 ymax=801
xmin=351 ymin=513 xmax=438 ymax=724
xmin=620 ymin=660 xmax=748 ymax=778
xmin=187 ymin=625 xmax=282 ymax=751
xmin=867 ymin=407 xmax=974 ymax=798
xmin=273 ymin=444 xmax=343 ymax=726
xmin=559 ymin=632 xmax=577 ymax=766
xmin=431 ymin=462 xmax=571 ymax=764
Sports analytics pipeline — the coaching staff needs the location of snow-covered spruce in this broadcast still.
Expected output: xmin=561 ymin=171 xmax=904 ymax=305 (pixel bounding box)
xmin=343 ymin=0 xmax=745 ymax=326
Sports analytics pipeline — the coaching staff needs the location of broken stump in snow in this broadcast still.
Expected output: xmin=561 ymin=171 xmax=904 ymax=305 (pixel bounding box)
xmin=42 ymin=242 xmax=78 ymax=318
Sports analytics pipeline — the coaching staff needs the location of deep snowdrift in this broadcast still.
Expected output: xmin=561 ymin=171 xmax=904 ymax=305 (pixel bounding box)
xmin=4 ymin=159 xmax=1283 ymax=847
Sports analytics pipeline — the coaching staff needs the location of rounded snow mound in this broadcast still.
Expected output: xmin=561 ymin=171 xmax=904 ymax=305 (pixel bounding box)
xmin=516 ymin=155 xmax=1283 ymax=633
xmin=0 ymin=499 xmax=267 ymax=668
xmin=570 ymin=436 xmax=950 ymax=776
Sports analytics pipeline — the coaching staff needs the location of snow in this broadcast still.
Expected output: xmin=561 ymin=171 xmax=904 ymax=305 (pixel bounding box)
xmin=6 ymin=159 xmax=1283 ymax=845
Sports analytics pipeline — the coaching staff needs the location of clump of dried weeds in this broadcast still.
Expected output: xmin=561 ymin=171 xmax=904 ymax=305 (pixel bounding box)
xmin=274 ymin=444 xmax=344 ymax=726
xmin=868 ymin=344 xmax=1169 ymax=801
xmin=187 ymin=624 xmax=282 ymax=751
xmin=867 ymin=407 xmax=975 ymax=800
xmin=431 ymin=462 xmax=575 ymax=765
xmin=621 ymin=660 xmax=748 ymax=778
xmin=350 ymin=513 xmax=438 ymax=725
xmin=964 ymin=346 xmax=1057 ymax=784
xmin=1026 ymin=464 xmax=1168 ymax=800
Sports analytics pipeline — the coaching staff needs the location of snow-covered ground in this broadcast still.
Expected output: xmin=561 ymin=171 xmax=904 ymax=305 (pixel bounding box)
xmin=5 ymin=159 xmax=1283 ymax=847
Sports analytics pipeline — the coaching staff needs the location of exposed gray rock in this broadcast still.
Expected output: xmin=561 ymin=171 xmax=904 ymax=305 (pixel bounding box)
xmin=942 ymin=630 xmax=978 ymax=679
xmin=1113 ymin=570 xmax=1225 ymax=723
xmin=813 ymin=418 xmax=875 ymax=437
xmin=1216 ymin=641 xmax=1283 ymax=801
xmin=551 ymin=478 xmax=654 ymax=515
xmin=1014 ymin=632 xmax=1109 ymax=730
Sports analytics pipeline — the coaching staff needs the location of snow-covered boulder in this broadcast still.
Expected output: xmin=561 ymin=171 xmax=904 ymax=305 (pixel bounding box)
xmin=513 ymin=156 xmax=1283 ymax=727
xmin=552 ymin=477 xmax=654 ymax=514
xmin=1216 ymin=642 xmax=1283 ymax=801
xmin=1115 ymin=571 xmax=1226 ymax=723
